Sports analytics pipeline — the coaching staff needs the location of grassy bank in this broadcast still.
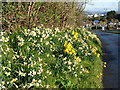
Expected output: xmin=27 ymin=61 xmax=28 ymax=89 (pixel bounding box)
xmin=0 ymin=27 xmax=103 ymax=89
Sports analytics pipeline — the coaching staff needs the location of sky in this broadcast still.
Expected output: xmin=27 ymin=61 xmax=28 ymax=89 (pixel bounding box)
xmin=84 ymin=0 xmax=120 ymax=13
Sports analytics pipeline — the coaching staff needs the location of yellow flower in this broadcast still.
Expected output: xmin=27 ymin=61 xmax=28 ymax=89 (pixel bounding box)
xmin=73 ymin=52 xmax=77 ymax=55
xmin=74 ymin=56 xmax=77 ymax=59
xmin=69 ymin=52 xmax=72 ymax=55
xmin=104 ymin=62 xmax=107 ymax=64
xmin=64 ymin=41 xmax=68 ymax=47
xmin=11 ymin=78 xmax=18 ymax=82
xmin=72 ymin=30 xmax=75 ymax=35
xmin=86 ymin=70 xmax=89 ymax=73
xmin=92 ymin=48 xmax=96 ymax=53
xmin=74 ymin=56 xmax=81 ymax=64
xmin=100 ymin=73 xmax=103 ymax=76
xmin=104 ymin=65 xmax=106 ymax=68
xmin=67 ymin=43 xmax=72 ymax=48
xmin=64 ymin=49 xmax=69 ymax=53
xmin=97 ymin=53 xmax=100 ymax=57
xmin=96 ymin=75 xmax=99 ymax=78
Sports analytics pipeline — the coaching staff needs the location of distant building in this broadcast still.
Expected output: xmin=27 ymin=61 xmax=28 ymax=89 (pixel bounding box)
xmin=94 ymin=14 xmax=98 ymax=17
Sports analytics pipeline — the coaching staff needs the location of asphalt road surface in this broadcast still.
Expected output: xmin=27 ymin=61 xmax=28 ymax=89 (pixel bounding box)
xmin=92 ymin=30 xmax=120 ymax=88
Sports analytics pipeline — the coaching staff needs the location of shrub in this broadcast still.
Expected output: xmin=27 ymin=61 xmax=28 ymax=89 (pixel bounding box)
xmin=2 ymin=2 xmax=85 ymax=31
xmin=0 ymin=27 xmax=103 ymax=89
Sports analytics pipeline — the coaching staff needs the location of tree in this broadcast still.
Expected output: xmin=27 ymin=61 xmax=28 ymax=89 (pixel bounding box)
xmin=106 ymin=10 xmax=116 ymax=21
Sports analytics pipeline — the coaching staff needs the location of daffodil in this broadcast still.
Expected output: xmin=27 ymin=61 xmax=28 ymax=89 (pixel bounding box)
xmin=18 ymin=41 xmax=24 ymax=46
xmin=96 ymin=75 xmax=99 ymax=78
xmin=35 ymin=83 xmax=39 ymax=87
xmin=104 ymin=65 xmax=106 ymax=68
xmin=104 ymin=62 xmax=107 ymax=64
xmin=86 ymin=70 xmax=89 ymax=73
xmin=100 ymin=73 xmax=103 ymax=76
xmin=97 ymin=53 xmax=100 ymax=57
xmin=72 ymin=30 xmax=75 ymax=35
xmin=0 ymin=36 xmax=9 ymax=42
xmin=11 ymin=78 xmax=18 ymax=82
xmin=5 ymin=72 xmax=10 ymax=76
xmin=18 ymin=71 xmax=26 ymax=77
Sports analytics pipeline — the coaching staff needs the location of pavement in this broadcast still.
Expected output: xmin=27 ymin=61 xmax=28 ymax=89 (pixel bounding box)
xmin=91 ymin=30 xmax=120 ymax=88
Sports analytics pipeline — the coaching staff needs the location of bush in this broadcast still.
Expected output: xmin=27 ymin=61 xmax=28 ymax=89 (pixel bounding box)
xmin=0 ymin=27 xmax=103 ymax=89
xmin=2 ymin=2 xmax=85 ymax=31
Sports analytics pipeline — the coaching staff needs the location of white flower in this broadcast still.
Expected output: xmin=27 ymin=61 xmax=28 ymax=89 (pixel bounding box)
xmin=33 ymin=70 xmax=36 ymax=76
xmin=29 ymin=57 xmax=32 ymax=61
xmin=42 ymin=34 xmax=46 ymax=38
xmin=7 ymin=82 xmax=9 ymax=84
xmin=32 ymin=79 xmax=37 ymax=82
xmin=29 ymin=82 xmax=35 ymax=87
xmin=80 ymin=65 xmax=83 ymax=69
xmin=55 ymin=27 xmax=59 ymax=31
xmin=68 ymin=66 xmax=71 ymax=69
xmin=30 ymin=31 xmax=36 ymax=36
xmin=0 ymin=32 xmax=4 ymax=36
xmin=37 ymin=70 xmax=41 ymax=74
xmin=12 ymin=56 xmax=16 ymax=59
xmin=6 ymin=47 xmax=10 ymax=52
xmin=41 ymin=24 xmax=44 ymax=27
xmin=18 ymin=71 xmax=26 ymax=77
xmin=27 ymin=47 xmax=30 ymax=51
xmin=46 ymin=85 xmax=50 ymax=88
xmin=82 ymin=68 xmax=85 ymax=71
xmin=59 ymin=54 xmax=63 ymax=57
xmin=38 ymin=80 xmax=42 ymax=83
xmin=65 ymin=34 xmax=68 ymax=38
xmin=72 ymin=67 xmax=74 ymax=70
xmin=68 ymin=61 xmax=72 ymax=65
xmin=40 ymin=68 xmax=43 ymax=72
xmin=80 ymin=71 xmax=82 ymax=74
xmin=40 ymin=64 xmax=42 ymax=66
xmin=52 ymin=55 xmax=55 ymax=57
xmin=1 ymin=81 xmax=5 ymax=85
xmin=18 ymin=41 xmax=24 ymax=46
xmin=45 ymin=41 xmax=49 ymax=45
xmin=17 ymin=36 xmax=24 ymax=42
xmin=5 ymin=72 xmax=10 ymax=76
xmin=75 ymin=74 xmax=77 ymax=77
xmin=24 ymin=62 xmax=27 ymax=65
xmin=13 ymin=83 xmax=18 ymax=88
xmin=2 ymin=67 xmax=6 ymax=70
xmin=28 ymin=71 xmax=32 ymax=76
xmin=63 ymin=57 xmax=67 ymax=61
xmin=47 ymin=54 xmax=49 ymax=57
xmin=35 ymin=83 xmax=39 ymax=87
xmin=40 ymin=38 xmax=43 ymax=42
xmin=2 ymin=86 xmax=5 ymax=88
xmin=38 ymin=58 xmax=42 ymax=62
xmin=0 ymin=36 xmax=9 ymax=42
xmin=64 ymin=61 xmax=67 ymax=64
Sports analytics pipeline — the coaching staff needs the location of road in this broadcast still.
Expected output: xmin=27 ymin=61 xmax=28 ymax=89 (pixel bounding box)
xmin=92 ymin=30 xmax=120 ymax=88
